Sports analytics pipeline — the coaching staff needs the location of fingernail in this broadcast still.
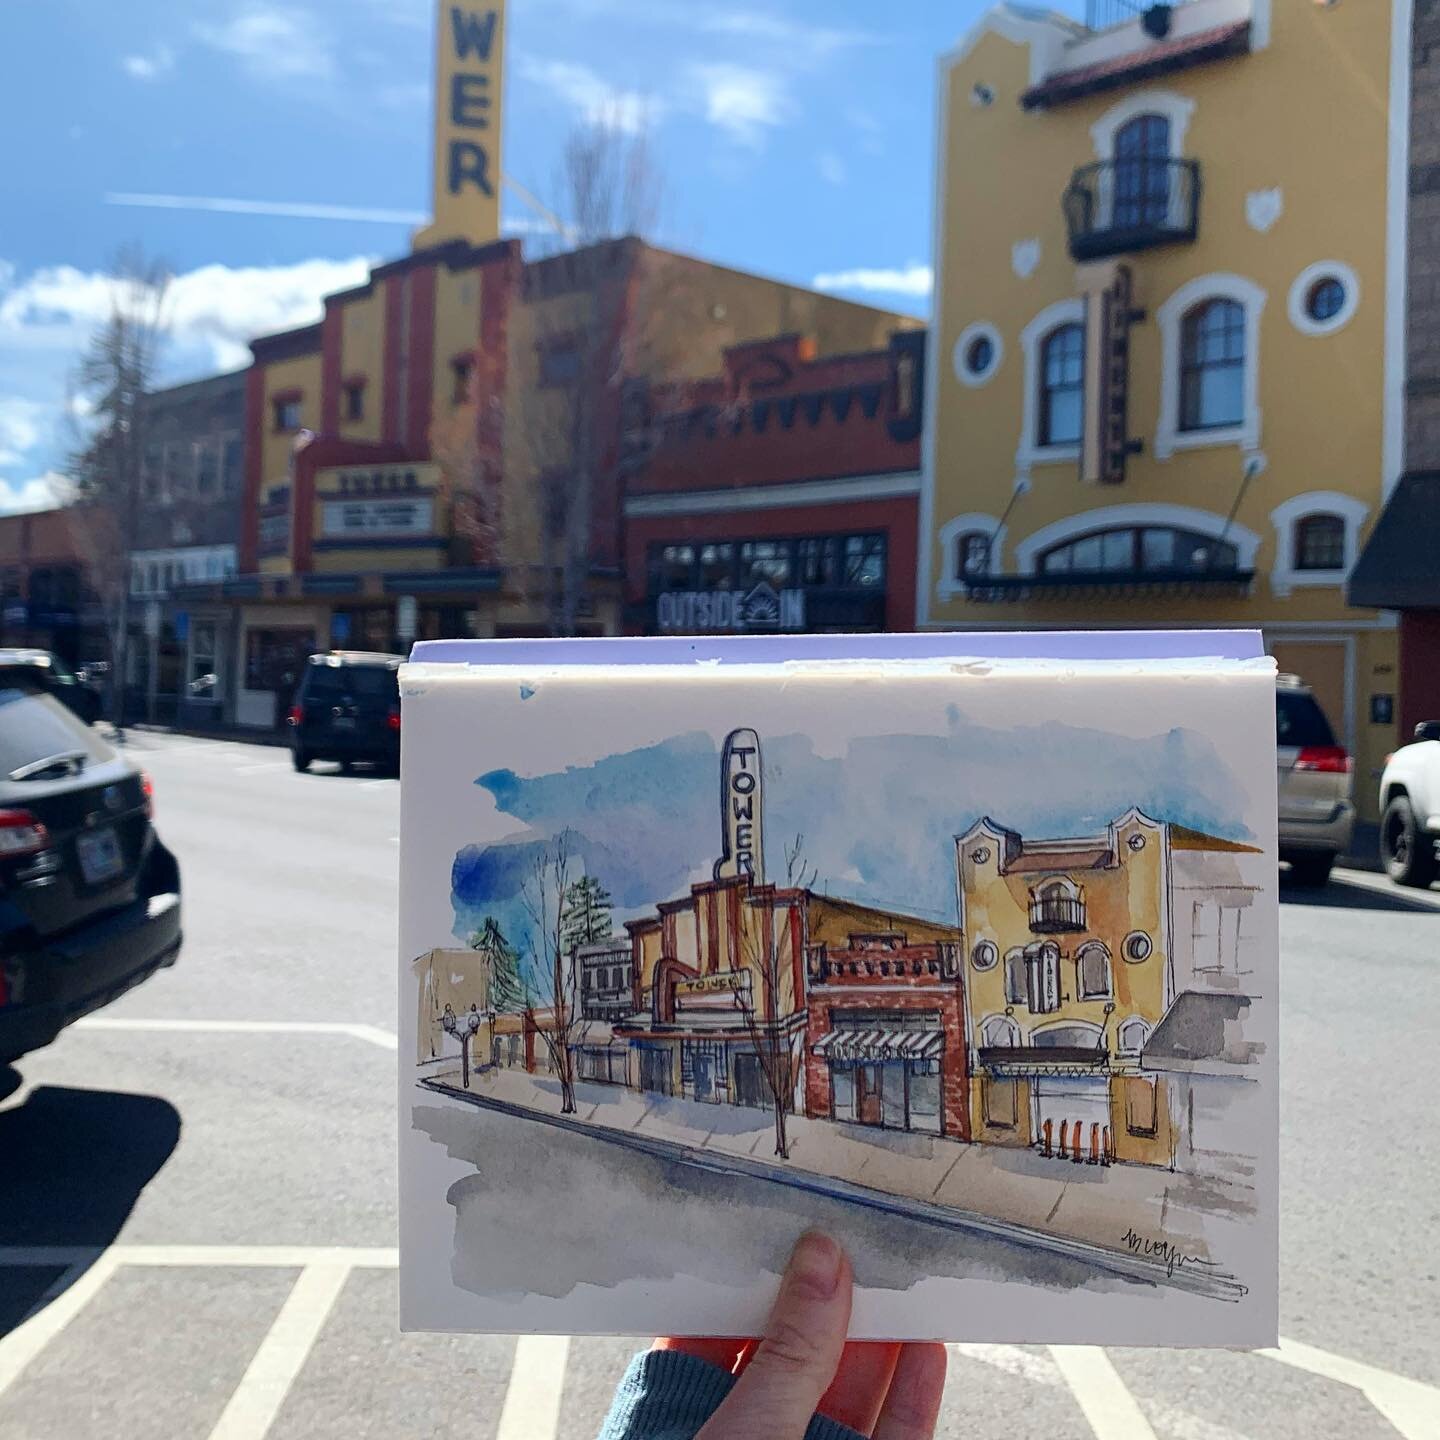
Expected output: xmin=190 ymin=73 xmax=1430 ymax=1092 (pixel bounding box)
xmin=788 ymin=1231 xmax=843 ymax=1299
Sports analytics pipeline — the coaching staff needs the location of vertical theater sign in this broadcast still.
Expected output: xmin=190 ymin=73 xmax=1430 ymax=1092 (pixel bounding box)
xmin=714 ymin=728 xmax=765 ymax=883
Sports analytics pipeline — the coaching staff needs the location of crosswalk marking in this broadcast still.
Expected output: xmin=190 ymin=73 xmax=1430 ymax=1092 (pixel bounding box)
xmin=496 ymin=1335 xmax=571 ymax=1440
xmin=0 ymin=1250 xmax=120 ymax=1400
xmin=74 ymin=1017 xmax=399 ymax=1050
xmin=207 ymin=1263 xmax=351 ymax=1440
xmin=1266 ymin=1337 xmax=1440 ymax=1440
xmin=1050 ymin=1346 xmax=1161 ymax=1440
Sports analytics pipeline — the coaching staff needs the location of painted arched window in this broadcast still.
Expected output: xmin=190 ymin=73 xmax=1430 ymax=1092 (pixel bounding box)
xmin=1113 ymin=114 xmax=1171 ymax=229
xmin=1117 ymin=1017 xmax=1151 ymax=1055
xmin=1294 ymin=513 xmax=1346 ymax=571
xmin=1032 ymin=1022 xmax=1104 ymax=1050
xmin=1180 ymin=299 xmax=1246 ymax=431
xmin=1040 ymin=324 xmax=1085 ymax=446
xmin=980 ymin=1014 xmax=1021 ymax=1048
xmin=1039 ymin=525 xmax=1239 ymax=577
xmin=955 ymin=531 xmax=991 ymax=580
xmin=1077 ymin=942 xmax=1112 ymax=1001
xmin=1003 ymin=948 xmax=1027 ymax=1007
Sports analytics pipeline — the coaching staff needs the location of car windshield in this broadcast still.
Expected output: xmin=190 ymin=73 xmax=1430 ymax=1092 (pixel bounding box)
xmin=304 ymin=665 xmax=399 ymax=702
xmin=0 ymin=682 xmax=114 ymax=778
xmin=1276 ymin=690 xmax=1336 ymax=748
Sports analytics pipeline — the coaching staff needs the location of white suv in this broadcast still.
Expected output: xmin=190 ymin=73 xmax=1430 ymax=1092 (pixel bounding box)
xmin=1378 ymin=721 xmax=1440 ymax=888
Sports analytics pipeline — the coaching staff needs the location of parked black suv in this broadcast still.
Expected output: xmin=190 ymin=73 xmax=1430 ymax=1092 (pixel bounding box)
xmin=0 ymin=649 xmax=103 ymax=725
xmin=0 ymin=669 xmax=181 ymax=1065
xmin=288 ymin=651 xmax=404 ymax=774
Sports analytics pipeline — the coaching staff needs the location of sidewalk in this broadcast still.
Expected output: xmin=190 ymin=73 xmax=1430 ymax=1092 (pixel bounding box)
xmin=126 ymin=722 xmax=288 ymax=748
xmin=419 ymin=1066 xmax=1252 ymax=1300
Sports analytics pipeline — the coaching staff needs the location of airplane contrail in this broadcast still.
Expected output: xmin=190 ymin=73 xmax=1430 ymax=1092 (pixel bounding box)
xmin=105 ymin=192 xmax=429 ymax=224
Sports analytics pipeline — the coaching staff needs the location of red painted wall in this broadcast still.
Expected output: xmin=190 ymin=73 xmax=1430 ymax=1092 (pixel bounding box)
xmin=381 ymin=276 xmax=405 ymax=445
xmin=406 ymin=265 xmax=437 ymax=454
xmin=1401 ymin=611 xmax=1440 ymax=736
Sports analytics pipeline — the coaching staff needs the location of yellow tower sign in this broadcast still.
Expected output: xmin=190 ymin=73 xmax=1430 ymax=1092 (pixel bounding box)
xmin=414 ymin=1 xmax=507 ymax=250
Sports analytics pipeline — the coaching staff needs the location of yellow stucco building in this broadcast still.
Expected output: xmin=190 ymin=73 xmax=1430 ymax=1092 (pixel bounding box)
xmin=921 ymin=0 xmax=1413 ymax=816
xmin=958 ymin=808 xmax=1265 ymax=1169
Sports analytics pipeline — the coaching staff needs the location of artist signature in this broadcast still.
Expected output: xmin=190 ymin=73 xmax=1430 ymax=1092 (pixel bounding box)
xmin=1120 ymin=1226 xmax=1214 ymax=1280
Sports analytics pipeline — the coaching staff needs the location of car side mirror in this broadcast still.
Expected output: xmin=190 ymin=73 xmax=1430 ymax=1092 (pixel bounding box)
xmin=1415 ymin=721 xmax=1440 ymax=743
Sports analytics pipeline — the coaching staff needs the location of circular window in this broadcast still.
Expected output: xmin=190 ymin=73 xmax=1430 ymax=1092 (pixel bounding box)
xmin=972 ymin=939 xmax=998 ymax=971
xmin=1289 ymin=261 xmax=1359 ymax=336
xmin=1306 ymin=277 xmax=1345 ymax=324
xmin=1124 ymin=930 xmax=1153 ymax=963
xmin=970 ymin=845 xmax=992 ymax=865
xmin=1127 ymin=833 xmax=1146 ymax=852
xmin=954 ymin=322 xmax=1003 ymax=387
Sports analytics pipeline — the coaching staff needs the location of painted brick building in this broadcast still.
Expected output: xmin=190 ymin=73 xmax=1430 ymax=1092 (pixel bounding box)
xmin=620 ymin=329 xmax=925 ymax=637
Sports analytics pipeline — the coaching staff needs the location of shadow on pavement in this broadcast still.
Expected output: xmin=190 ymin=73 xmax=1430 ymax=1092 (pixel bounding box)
xmin=1280 ymin=874 xmax=1439 ymax=913
xmin=0 ymin=1081 xmax=181 ymax=1336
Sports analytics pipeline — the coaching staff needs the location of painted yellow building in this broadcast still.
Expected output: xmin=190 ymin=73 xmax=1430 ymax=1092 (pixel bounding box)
xmin=921 ymin=0 xmax=1413 ymax=815
xmin=957 ymin=808 xmax=1264 ymax=1168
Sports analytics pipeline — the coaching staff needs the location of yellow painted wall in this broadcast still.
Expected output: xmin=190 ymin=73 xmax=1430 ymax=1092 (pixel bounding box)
xmin=928 ymin=4 xmax=1400 ymax=810
xmin=432 ymin=265 xmax=483 ymax=441
xmin=806 ymin=895 xmax=958 ymax=949
xmin=338 ymin=291 xmax=384 ymax=443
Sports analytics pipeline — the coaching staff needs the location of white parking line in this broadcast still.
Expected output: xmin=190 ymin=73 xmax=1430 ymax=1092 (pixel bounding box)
xmin=1265 ymin=1338 xmax=1440 ymax=1440
xmin=207 ymin=1263 xmax=351 ymax=1440
xmin=1049 ymin=1346 xmax=1160 ymax=1440
xmin=0 ymin=1249 xmax=120 ymax=1400
xmin=74 ymin=1018 xmax=399 ymax=1050
xmin=496 ymin=1335 xmax=571 ymax=1440
xmin=234 ymin=762 xmax=286 ymax=776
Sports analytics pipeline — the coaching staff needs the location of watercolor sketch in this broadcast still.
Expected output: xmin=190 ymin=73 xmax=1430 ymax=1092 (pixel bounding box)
xmin=398 ymin=657 xmax=1278 ymax=1347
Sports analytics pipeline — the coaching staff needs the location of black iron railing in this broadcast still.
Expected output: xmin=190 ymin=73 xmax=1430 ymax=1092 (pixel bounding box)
xmin=1029 ymin=895 xmax=1087 ymax=933
xmin=1063 ymin=158 xmax=1201 ymax=261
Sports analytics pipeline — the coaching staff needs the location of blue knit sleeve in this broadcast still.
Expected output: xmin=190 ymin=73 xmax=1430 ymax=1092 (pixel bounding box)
xmin=595 ymin=1349 xmax=868 ymax=1440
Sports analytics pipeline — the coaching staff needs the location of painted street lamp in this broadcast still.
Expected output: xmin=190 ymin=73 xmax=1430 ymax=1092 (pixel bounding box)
xmin=441 ymin=1002 xmax=483 ymax=1089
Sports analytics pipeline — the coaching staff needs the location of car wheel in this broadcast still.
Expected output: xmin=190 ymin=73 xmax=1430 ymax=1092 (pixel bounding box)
xmin=1288 ymin=853 xmax=1333 ymax=887
xmin=1382 ymin=794 xmax=1439 ymax=888
xmin=292 ymin=749 xmax=312 ymax=773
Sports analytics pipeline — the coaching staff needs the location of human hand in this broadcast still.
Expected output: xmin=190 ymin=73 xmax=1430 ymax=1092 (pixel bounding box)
xmin=656 ymin=1231 xmax=947 ymax=1439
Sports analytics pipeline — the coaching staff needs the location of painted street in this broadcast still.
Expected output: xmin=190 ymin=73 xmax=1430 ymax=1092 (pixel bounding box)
xmin=1 ymin=731 xmax=1437 ymax=1439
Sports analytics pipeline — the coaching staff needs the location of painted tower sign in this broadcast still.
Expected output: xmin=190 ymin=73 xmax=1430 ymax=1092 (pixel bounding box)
xmin=414 ymin=1 xmax=507 ymax=250
xmin=714 ymin=728 xmax=765 ymax=883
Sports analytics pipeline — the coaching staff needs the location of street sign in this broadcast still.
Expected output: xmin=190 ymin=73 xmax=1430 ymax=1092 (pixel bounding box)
xmin=396 ymin=595 xmax=419 ymax=642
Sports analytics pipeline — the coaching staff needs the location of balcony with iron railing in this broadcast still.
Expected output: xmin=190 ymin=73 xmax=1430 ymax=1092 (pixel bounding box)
xmin=1029 ymin=894 xmax=1087 ymax=933
xmin=1063 ymin=158 xmax=1201 ymax=262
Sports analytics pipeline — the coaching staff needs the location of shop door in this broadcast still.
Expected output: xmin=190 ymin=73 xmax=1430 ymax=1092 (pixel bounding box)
xmin=639 ymin=1046 xmax=672 ymax=1096
xmin=692 ymin=1051 xmax=717 ymax=1102
xmin=857 ymin=1065 xmax=883 ymax=1126
xmin=1033 ymin=1077 xmax=1110 ymax=1160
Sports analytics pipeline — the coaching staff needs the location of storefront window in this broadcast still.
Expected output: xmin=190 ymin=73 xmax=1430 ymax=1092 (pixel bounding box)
xmin=843 ymin=535 xmax=886 ymax=588
xmin=697 ymin=543 xmax=734 ymax=588
xmin=740 ymin=540 xmax=792 ymax=586
xmin=908 ymin=1060 xmax=942 ymax=1134
xmin=832 ymin=1065 xmax=855 ymax=1120
xmin=797 ymin=537 xmax=838 ymax=587
xmin=188 ymin=620 xmax=219 ymax=701
xmin=650 ymin=544 xmax=695 ymax=591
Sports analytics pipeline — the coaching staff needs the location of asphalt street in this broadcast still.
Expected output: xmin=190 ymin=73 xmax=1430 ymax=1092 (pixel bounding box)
xmin=1 ymin=729 xmax=1437 ymax=1440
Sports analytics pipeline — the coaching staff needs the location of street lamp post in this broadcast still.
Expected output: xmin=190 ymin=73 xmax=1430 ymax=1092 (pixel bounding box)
xmin=441 ymin=1003 xmax=483 ymax=1089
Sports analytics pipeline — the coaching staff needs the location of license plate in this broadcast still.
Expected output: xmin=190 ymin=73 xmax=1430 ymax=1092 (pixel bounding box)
xmin=331 ymin=716 xmax=357 ymax=731
xmin=76 ymin=826 xmax=125 ymax=885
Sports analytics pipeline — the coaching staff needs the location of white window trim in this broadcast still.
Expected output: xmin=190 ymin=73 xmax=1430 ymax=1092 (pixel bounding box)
xmin=1018 ymin=298 xmax=1086 ymax=474
xmin=1268 ymin=490 xmax=1370 ymax=597
xmin=1013 ymin=502 xmax=1262 ymax=576
xmin=1155 ymin=273 xmax=1266 ymax=460
xmin=937 ymin=512 xmax=1007 ymax=599
xmin=953 ymin=321 xmax=1004 ymax=388
xmin=1089 ymin=88 xmax=1196 ymax=159
xmin=1287 ymin=260 xmax=1361 ymax=337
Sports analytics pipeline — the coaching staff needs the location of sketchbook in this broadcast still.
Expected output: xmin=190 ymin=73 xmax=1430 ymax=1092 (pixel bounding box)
xmin=397 ymin=631 xmax=1278 ymax=1347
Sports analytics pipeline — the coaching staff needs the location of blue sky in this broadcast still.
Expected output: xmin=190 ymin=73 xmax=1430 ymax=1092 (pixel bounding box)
xmin=451 ymin=714 xmax=1250 ymax=972
xmin=0 ymin=0 xmax=1090 ymax=513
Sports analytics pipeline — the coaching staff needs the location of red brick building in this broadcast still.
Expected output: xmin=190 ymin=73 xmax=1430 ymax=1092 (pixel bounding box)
xmin=804 ymin=929 xmax=969 ymax=1141
xmin=620 ymin=329 xmax=926 ymax=636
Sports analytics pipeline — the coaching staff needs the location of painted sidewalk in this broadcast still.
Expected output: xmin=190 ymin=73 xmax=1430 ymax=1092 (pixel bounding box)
xmin=419 ymin=1065 xmax=1252 ymax=1300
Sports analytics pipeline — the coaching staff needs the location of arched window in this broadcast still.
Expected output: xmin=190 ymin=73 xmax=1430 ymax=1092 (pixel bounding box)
xmin=1077 ymin=942 xmax=1112 ymax=1000
xmin=1032 ymin=1022 xmax=1103 ymax=1050
xmin=1180 ymin=300 xmax=1246 ymax=431
xmin=1113 ymin=114 xmax=1171 ymax=229
xmin=955 ymin=531 xmax=991 ymax=580
xmin=1294 ymin=513 xmax=1346 ymax=571
xmin=980 ymin=1014 xmax=1021 ymax=1048
xmin=1003 ymin=948 xmax=1027 ymax=1006
xmin=1039 ymin=525 xmax=1238 ymax=576
xmin=1117 ymin=1017 xmax=1151 ymax=1055
xmin=1040 ymin=324 xmax=1085 ymax=446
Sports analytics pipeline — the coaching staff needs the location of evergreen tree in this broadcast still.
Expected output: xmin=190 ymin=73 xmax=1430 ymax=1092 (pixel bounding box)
xmin=560 ymin=875 xmax=613 ymax=955
xmin=469 ymin=916 xmax=525 ymax=1014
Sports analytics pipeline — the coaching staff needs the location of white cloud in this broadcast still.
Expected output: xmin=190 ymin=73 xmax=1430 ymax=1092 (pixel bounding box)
xmin=0 ymin=473 xmax=68 ymax=516
xmin=193 ymin=5 xmax=335 ymax=84
xmin=0 ymin=398 xmax=44 ymax=468
xmin=121 ymin=45 xmax=175 ymax=81
xmin=698 ymin=13 xmax=873 ymax=57
xmin=847 ymin=106 xmax=885 ymax=157
xmin=813 ymin=263 xmax=934 ymax=299
xmin=517 ymin=56 xmax=660 ymax=135
xmin=687 ymin=64 xmax=793 ymax=149
xmin=818 ymin=151 xmax=847 ymax=187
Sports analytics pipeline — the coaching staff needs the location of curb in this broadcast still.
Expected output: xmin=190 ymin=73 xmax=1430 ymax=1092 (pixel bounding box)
xmin=417 ymin=1078 xmax=1248 ymax=1303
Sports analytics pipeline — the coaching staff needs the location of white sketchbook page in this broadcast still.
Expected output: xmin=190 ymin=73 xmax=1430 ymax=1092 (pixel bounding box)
xmin=398 ymin=659 xmax=1278 ymax=1347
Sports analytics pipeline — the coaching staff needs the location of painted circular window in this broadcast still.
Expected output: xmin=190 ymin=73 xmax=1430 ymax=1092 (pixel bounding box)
xmin=1306 ymin=277 xmax=1346 ymax=324
xmin=954 ymin=323 xmax=1003 ymax=387
xmin=972 ymin=939 xmax=999 ymax=971
xmin=1124 ymin=930 xmax=1153 ymax=963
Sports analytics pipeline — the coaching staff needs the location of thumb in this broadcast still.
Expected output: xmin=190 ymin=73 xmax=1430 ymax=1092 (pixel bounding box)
xmin=698 ymin=1232 xmax=852 ymax=1440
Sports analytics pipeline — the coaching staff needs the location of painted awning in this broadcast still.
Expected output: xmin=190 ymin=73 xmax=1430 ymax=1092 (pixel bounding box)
xmin=812 ymin=1029 xmax=943 ymax=1062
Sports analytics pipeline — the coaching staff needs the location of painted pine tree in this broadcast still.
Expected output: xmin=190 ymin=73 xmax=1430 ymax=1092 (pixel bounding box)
xmin=560 ymin=875 xmax=614 ymax=955
xmin=468 ymin=916 xmax=526 ymax=1014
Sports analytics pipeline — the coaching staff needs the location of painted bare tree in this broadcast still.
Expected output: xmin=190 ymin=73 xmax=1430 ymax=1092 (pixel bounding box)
xmin=66 ymin=247 xmax=172 ymax=732
xmin=736 ymin=833 xmax=817 ymax=1160
xmin=518 ymin=828 xmax=583 ymax=1114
